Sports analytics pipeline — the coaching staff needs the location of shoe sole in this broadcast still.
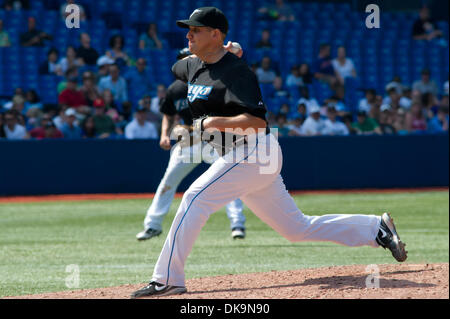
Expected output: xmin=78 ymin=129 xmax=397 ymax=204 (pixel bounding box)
xmin=382 ymin=212 xmax=408 ymax=262
xmin=158 ymin=286 xmax=187 ymax=297
xmin=131 ymin=286 xmax=187 ymax=298
xmin=232 ymin=232 xmax=245 ymax=239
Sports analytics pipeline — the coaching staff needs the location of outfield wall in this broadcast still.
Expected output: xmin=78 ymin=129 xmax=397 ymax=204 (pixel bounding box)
xmin=0 ymin=134 xmax=448 ymax=196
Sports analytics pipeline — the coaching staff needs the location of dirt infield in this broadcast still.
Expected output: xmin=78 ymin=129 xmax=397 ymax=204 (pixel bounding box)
xmin=6 ymin=263 xmax=448 ymax=299
xmin=0 ymin=187 xmax=447 ymax=204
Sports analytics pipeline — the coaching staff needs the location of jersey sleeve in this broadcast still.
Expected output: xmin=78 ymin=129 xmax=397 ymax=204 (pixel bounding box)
xmin=224 ymin=64 xmax=267 ymax=120
xmin=159 ymin=83 xmax=177 ymax=116
xmin=171 ymin=58 xmax=189 ymax=83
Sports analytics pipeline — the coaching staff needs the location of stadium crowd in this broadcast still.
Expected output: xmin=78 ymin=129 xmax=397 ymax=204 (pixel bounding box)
xmin=0 ymin=0 xmax=448 ymax=140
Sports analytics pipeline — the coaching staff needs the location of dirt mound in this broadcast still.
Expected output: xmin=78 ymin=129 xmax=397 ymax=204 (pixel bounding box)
xmin=5 ymin=263 xmax=448 ymax=299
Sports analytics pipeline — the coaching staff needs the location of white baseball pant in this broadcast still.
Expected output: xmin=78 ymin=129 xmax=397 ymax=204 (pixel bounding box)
xmin=151 ymin=133 xmax=381 ymax=287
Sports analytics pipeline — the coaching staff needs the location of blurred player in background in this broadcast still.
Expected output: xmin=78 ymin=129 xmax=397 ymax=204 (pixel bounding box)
xmin=136 ymin=42 xmax=247 ymax=241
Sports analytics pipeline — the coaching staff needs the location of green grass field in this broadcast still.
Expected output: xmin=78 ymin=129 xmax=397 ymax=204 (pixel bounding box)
xmin=0 ymin=191 xmax=448 ymax=297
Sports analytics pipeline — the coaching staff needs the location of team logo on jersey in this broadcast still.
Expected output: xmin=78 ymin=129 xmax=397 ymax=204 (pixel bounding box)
xmin=187 ymin=83 xmax=213 ymax=103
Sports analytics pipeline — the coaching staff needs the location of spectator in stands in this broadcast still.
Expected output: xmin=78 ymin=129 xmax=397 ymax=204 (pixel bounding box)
xmin=255 ymin=29 xmax=273 ymax=49
xmin=332 ymin=46 xmax=357 ymax=86
xmin=368 ymin=95 xmax=384 ymax=124
xmin=81 ymin=116 xmax=96 ymax=138
xmin=385 ymin=76 xmax=405 ymax=95
xmin=440 ymin=85 xmax=449 ymax=109
xmin=2 ymin=88 xmax=24 ymax=110
xmin=150 ymin=85 xmax=165 ymax=114
xmin=258 ymin=0 xmax=295 ymax=21
xmin=358 ymin=89 xmax=377 ymax=114
xmin=405 ymin=102 xmax=427 ymax=133
xmin=124 ymin=58 xmax=152 ymax=99
xmin=3 ymin=110 xmax=30 ymax=140
xmin=341 ymin=114 xmax=356 ymax=135
xmin=139 ymin=22 xmax=163 ymax=50
xmin=98 ymin=63 xmax=128 ymax=105
xmin=39 ymin=48 xmax=63 ymax=76
xmin=313 ymin=43 xmax=339 ymax=91
xmin=412 ymin=68 xmax=439 ymax=96
xmin=58 ymin=46 xmax=82 ymax=74
xmin=60 ymin=0 xmax=86 ymax=22
xmin=124 ymin=107 xmax=158 ymax=139
xmin=421 ymin=92 xmax=440 ymax=120
xmin=106 ymin=35 xmax=130 ymax=67
xmin=76 ymin=33 xmax=99 ymax=66
xmin=271 ymin=76 xmax=290 ymax=99
xmin=256 ymin=56 xmax=277 ymax=84
xmin=53 ymin=105 xmax=69 ymax=130
xmin=148 ymin=85 xmax=166 ymax=127
xmin=378 ymin=105 xmax=397 ymax=135
xmin=286 ymin=65 xmax=304 ymax=89
xmin=444 ymin=79 xmax=449 ymax=97
xmin=412 ymin=6 xmax=444 ymax=42
xmin=10 ymin=94 xmax=25 ymax=114
xmin=60 ymin=108 xmax=82 ymax=139
xmin=272 ymin=113 xmax=290 ymax=136
xmin=427 ymin=106 xmax=449 ymax=133
xmin=102 ymin=89 xmax=118 ymax=111
xmin=80 ymin=71 xmax=101 ymax=107
xmin=58 ymin=76 xmax=88 ymax=109
xmin=322 ymin=106 xmax=349 ymax=136
xmin=352 ymin=111 xmax=382 ymax=135
xmin=287 ymin=116 xmax=304 ymax=136
xmin=24 ymin=89 xmax=43 ymax=116
xmin=392 ymin=109 xmax=408 ymax=135
xmin=300 ymin=105 xmax=325 ymax=136
xmin=324 ymin=87 xmax=350 ymax=116
xmin=96 ymin=56 xmax=114 ymax=80
xmin=3 ymin=0 xmax=29 ymax=10
xmin=136 ymin=94 xmax=158 ymax=123
xmin=399 ymin=86 xmax=413 ymax=110
xmin=57 ymin=66 xmax=79 ymax=94
xmin=0 ymin=19 xmax=11 ymax=47
xmin=91 ymin=98 xmax=121 ymax=138
xmin=293 ymin=102 xmax=308 ymax=122
xmin=29 ymin=115 xmax=63 ymax=139
xmin=296 ymin=86 xmax=320 ymax=115
xmin=299 ymin=63 xmax=313 ymax=85
xmin=278 ymin=103 xmax=291 ymax=117
xmin=383 ymin=87 xmax=403 ymax=112
xmin=20 ymin=16 xmax=52 ymax=47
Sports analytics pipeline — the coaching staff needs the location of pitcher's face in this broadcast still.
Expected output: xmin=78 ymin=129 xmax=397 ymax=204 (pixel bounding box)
xmin=186 ymin=26 xmax=215 ymax=55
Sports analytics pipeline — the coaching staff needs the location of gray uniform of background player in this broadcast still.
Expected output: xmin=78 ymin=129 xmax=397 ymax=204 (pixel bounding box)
xmin=138 ymin=78 xmax=246 ymax=238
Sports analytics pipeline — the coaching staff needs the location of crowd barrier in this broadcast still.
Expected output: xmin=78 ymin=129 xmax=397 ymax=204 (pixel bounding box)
xmin=0 ymin=134 xmax=448 ymax=196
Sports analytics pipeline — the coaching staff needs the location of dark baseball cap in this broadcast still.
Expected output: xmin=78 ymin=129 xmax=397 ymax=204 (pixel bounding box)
xmin=176 ymin=7 xmax=229 ymax=34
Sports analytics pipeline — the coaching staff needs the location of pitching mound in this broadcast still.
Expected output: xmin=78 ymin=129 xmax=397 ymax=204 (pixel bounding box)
xmin=6 ymin=263 xmax=448 ymax=299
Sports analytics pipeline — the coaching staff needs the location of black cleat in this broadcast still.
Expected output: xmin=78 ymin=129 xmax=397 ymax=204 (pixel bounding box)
xmin=131 ymin=281 xmax=187 ymax=298
xmin=376 ymin=212 xmax=408 ymax=262
xmin=136 ymin=228 xmax=162 ymax=241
